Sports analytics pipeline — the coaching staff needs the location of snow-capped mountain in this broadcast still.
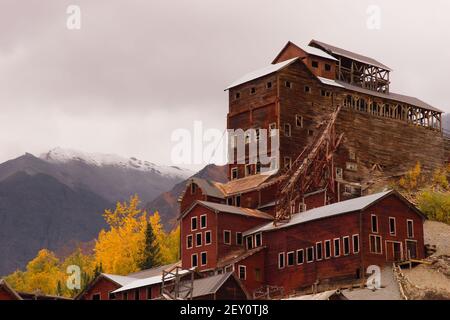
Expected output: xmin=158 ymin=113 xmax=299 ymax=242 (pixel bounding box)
xmin=40 ymin=147 xmax=193 ymax=179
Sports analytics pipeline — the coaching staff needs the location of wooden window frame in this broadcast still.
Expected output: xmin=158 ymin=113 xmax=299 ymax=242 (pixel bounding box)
xmin=333 ymin=238 xmax=341 ymax=257
xmin=191 ymin=253 xmax=198 ymax=268
xmin=195 ymin=232 xmax=202 ymax=247
xmin=285 ymin=81 xmax=292 ymax=88
xmin=255 ymin=233 xmax=262 ymax=247
xmin=278 ymin=252 xmax=285 ymax=269
xmin=407 ymin=219 xmax=414 ymax=238
xmin=245 ymin=164 xmax=253 ymax=177
xmin=352 ymin=234 xmax=360 ymax=254
xmin=371 ymin=214 xmax=378 ymax=234
xmin=389 ymin=217 xmax=396 ymax=236
xmin=324 ymin=240 xmax=331 ymax=259
xmin=205 ymin=230 xmax=212 ymax=245
xmin=316 ymin=242 xmax=323 ymax=261
xmin=190 ymin=183 xmax=197 ymax=195
xmin=231 ymin=167 xmax=238 ymax=180
xmin=191 ymin=216 xmax=198 ymax=231
xmin=297 ymin=249 xmax=304 ymax=265
xmin=306 ymin=246 xmax=314 ymax=263
xmin=186 ymin=235 xmax=193 ymax=249
xmin=236 ymin=232 xmax=243 ymax=246
xmin=200 ymin=251 xmax=207 ymax=266
xmin=312 ymin=61 xmax=319 ymax=68
xmin=287 ymin=251 xmax=295 ymax=267
xmin=246 ymin=235 xmax=254 ymax=250
xmin=284 ymin=123 xmax=291 ymax=137
xmin=238 ymin=265 xmax=247 ymax=280
xmin=200 ymin=214 xmax=207 ymax=229
xmin=369 ymin=235 xmax=383 ymax=254
xmin=223 ymin=230 xmax=231 ymax=245
xmin=343 ymin=236 xmax=350 ymax=256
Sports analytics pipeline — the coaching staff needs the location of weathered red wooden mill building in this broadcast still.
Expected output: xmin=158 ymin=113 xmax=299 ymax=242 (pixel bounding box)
xmin=178 ymin=39 xmax=449 ymax=297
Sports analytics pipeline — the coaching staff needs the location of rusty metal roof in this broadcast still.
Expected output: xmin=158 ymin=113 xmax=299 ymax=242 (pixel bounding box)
xmin=191 ymin=272 xmax=236 ymax=298
xmin=217 ymin=246 xmax=266 ymax=268
xmin=310 ymin=39 xmax=392 ymax=71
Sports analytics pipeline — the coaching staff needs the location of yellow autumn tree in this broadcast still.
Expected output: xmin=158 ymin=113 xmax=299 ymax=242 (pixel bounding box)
xmin=94 ymin=195 xmax=147 ymax=275
xmin=5 ymin=249 xmax=65 ymax=295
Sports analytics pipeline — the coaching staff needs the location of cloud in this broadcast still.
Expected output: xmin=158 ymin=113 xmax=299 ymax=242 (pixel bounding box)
xmin=0 ymin=0 xmax=448 ymax=169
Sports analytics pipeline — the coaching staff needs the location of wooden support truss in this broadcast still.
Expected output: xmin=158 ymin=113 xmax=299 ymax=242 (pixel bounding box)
xmin=161 ymin=265 xmax=194 ymax=300
xmin=274 ymin=105 xmax=344 ymax=224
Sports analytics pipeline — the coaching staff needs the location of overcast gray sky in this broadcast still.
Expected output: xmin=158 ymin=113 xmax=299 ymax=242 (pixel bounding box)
xmin=1 ymin=0 xmax=449 ymax=170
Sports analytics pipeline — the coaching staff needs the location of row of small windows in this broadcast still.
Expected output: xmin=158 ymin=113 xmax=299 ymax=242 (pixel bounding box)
xmin=234 ymin=81 xmax=274 ymax=100
xmin=94 ymin=287 xmax=156 ymax=300
xmin=278 ymin=235 xmax=360 ymax=269
xmin=186 ymin=230 xmax=212 ymax=249
xmin=191 ymin=215 xmax=207 ymax=231
xmin=370 ymin=215 xmax=415 ymax=238
xmin=223 ymin=230 xmax=243 ymax=246
xmin=191 ymin=252 xmax=208 ymax=268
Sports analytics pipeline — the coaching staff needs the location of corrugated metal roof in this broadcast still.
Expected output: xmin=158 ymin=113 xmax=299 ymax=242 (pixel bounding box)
xmin=225 ymin=57 xmax=299 ymax=90
xmin=198 ymin=201 xmax=274 ymax=220
xmin=217 ymin=246 xmax=266 ymax=268
xmin=191 ymin=272 xmax=234 ymax=298
xmin=310 ymin=39 xmax=392 ymax=71
xmin=244 ymin=190 xmax=393 ymax=236
xmin=220 ymin=172 xmax=276 ymax=195
xmin=317 ymin=77 xmax=443 ymax=113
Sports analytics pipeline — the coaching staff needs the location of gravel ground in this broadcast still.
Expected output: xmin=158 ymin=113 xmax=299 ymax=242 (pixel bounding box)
xmin=403 ymin=220 xmax=450 ymax=298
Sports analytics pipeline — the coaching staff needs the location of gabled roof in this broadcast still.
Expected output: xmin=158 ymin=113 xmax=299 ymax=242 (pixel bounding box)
xmin=244 ymin=190 xmax=425 ymax=236
xmin=310 ymin=39 xmax=392 ymax=71
xmin=225 ymin=57 xmax=299 ymax=90
xmin=317 ymin=77 xmax=443 ymax=113
xmin=101 ymin=273 xmax=137 ymax=286
xmin=0 ymin=279 xmax=23 ymax=300
xmin=272 ymin=41 xmax=338 ymax=64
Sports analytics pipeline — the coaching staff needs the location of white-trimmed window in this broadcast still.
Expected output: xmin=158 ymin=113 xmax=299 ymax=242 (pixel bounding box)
xmin=196 ymin=232 xmax=202 ymax=247
xmin=238 ymin=265 xmax=246 ymax=280
xmin=205 ymin=231 xmax=212 ymax=245
xmin=231 ymin=168 xmax=238 ymax=180
xmin=334 ymin=238 xmax=341 ymax=257
xmin=316 ymin=242 xmax=323 ymax=261
xmin=200 ymin=214 xmax=207 ymax=229
xmin=186 ymin=235 xmax=193 ymax=249
xmin=287 ymin=251 xmax=295 ymax=267
xmin=343 ymin=236 xmax=350 ymax=255
xmin=200 ymin=252 xmax=207 ymax=266
xmin=370 ymin=235 xmax=382 ymax=254
xmin=278 ymin=252 xmax=285 ymax=269
xmin=352 ymin=234 xmax=360 ymax=254
xmin=407 ymin=219 xmax=414 ymax=238
xmin=324 ymin=240 xmax=331 ymax=259
xmin=191 ymin=217 xmax=198 ymax=231
xmin=246 ymin=236 xmax=254 ymax=250
xmin=297 ymin=249 xmax=304 ymax=265
xmin=389 ymin=217 xmax=396 ymax=236
xmin=255 ymin=233 xmax=262 ymax=247
xmin=284 ymin=123 xmax=291 ymax=137
xmin=295 ymin=115 xmax=303 ymax=128
xmin=223 ymin=230 xmax=231 ymax=245
xmin=306 ymin=247 xmax=314 ymax=263
xmin=236 ymin=232 xmax=243 ymax=246
xmin=371 ymin=214 xmax=378 ymax=233
xmin=191 ymin=254 xmax=198 ymax=268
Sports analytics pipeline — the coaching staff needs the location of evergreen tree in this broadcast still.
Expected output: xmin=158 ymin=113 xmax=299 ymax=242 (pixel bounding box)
xmin=140 ymin=221 xmax=160 ymax=269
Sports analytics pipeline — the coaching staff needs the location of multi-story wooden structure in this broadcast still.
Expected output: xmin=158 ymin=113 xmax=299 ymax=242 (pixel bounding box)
xmin=178 ymin=40 xmax=447 ymax=297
